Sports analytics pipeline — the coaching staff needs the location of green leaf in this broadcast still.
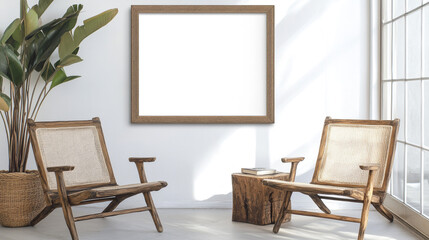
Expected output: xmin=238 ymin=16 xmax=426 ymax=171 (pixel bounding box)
xmin=11 ymin=22 xmax=23 ymax=44
xmin=25 ymin=8 xmax=81 ymax=73
xmin=40 ymin=62 xmax=55 ymax=81
xmin=63 ymin=75 xmax=80 ymax=83
xmin=31 ymin=0 xmax=53 ymax=17
xmin=0 ymin=45 xmax=23 ymax=87
xmin=50 ymin=68 xmax=66 ymax=88
xmin=58 ymin=32 xmax=73 ymax=59
xmin=25 ymin=18 xmax=61 ymax=40
xmin=0 ymin=93 xmax=11 ymax=111
xmin=74 ymin=8 xmax=118 ymax=46
xmin=0 ymin=48 xmax=7 ymax=77
xmin=57 ymin=54 xmax=82 ymax=67
xmin=72 ymin=47 xmax=79 ymax=55
xmin=63 ymin=4 xmax=83 ymax=18
xmin=5 ymin=37 xmax=20 ymax=53
xmin=50 ymin=68 xmax=80 ymax=89
xmin=0 ymin=18 xmax=21 ymax=45
xmin=24 ymin=8 xmax=39 ymax=36
xmin=59 ymin=8 xmax=117 ymax=60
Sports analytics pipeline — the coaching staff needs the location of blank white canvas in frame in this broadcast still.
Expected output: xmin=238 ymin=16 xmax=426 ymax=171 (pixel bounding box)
xmin=138 ymin=13 xmax=267 ymax=116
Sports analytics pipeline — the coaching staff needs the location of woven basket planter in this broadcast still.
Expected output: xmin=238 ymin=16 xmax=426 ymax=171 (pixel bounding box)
xmin=0 ymin=170 xmax=46 ymax=227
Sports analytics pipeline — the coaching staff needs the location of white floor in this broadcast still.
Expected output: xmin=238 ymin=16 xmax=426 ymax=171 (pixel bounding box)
xmin=0 ymin=208 xmax=423 ymax=240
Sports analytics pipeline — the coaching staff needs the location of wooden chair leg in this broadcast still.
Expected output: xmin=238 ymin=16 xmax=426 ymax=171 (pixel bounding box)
xmin=309 ymin=194 xmax=331 ymax=214
xmin=143 ymin=192 xmax=163 ymax=232
xmin=133 ymin=161 xmax=164 ymax=232
xmin=102 ymin=195 xmax=129 ymax=213
xmin=373 ymin=203 xmax=393 ymax=222
xmin=358 ymin=169 xmax=376 ymax=240
xmin=55 ymin=171 xmax=79 ymax=240
xmin=31 ymin=205 xmax=55 ymax=226
xmin=273 ymin=191 xmax=292 ymax=234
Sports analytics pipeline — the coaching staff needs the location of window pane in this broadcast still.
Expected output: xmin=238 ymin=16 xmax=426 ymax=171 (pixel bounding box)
xmin=406 ymin=81 xmax=422 ymax=145
xmin=393 ymin=81 xmax=405 ymax=140
xmin=407 ymin=0 xmax=422 ymax=11
xmin=406 ymin=10 xmax=422 ymax=79
xmin=393 ymin=0 xmax=406 ymax=18
xmin=393 ymin=17 xmax=405 ymax=79
xmin=393 ymin=142 xmax=405 ymax=200
xmin=383 ymin=23 xmax=392 ymax=80
xmin=382 ymin=82 xmax=392 ymax=120
xmin=424 ymin=150 xmax=429 ymax=217
xmin=383 ymin=0 xmax=393 ymax=22
xmin=406 ymin=145 xmax=421 ymax=211
xmin=423 ymin=6 xmax=429 ymax=78
xmin=424 ymin=80 xmax=429 ymax=148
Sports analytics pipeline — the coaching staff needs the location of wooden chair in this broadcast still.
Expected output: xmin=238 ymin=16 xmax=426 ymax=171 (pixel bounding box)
xmin=263 ymin=117 xmax=399 ymax=240
xmin=27 ymin=117 xmax=167 ymax=240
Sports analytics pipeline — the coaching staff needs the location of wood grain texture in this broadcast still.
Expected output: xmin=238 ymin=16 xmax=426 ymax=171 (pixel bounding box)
xmin=262 ymin=180 xmax=381 ymax=203
xmin=30 ymin=205 xmax=55 ymax=226
xmin=281 ymin=157 xmax=305 ymax=163
xmin=102 ymin=195 xmax=131 ymax=213
xmin=54 ymin=171 xmax=79 ymax=240
xmin=359 ymin=164 xmax=380 ymax=171
xmin=129 ymin=157 xmax=156 ymax=163
xmin=130 ymin=5 xmax=275 ymax=124
xmin=309 ymin=194 xmax=331 ymax=214
xmin=372 ymin=203 xmax=394 ymax=222
xmin=272 ymin=159 xmax=300 ymax=233
xmin=288 ymin=210 xmax=360 ymax=223
xmin=47 ymin=166 xmax=75 ymax=172
xmin=133 ymin=161 xmax=164 ymax=232
xmin=273 ymin=190 xmax=292 ymax=233
xmin=232 ymin=173 xmax=290 ymax=225
xmin=74 ymin=207 xmax=151 ymax=222
xmin=358 ymin=169 xmax=376 ymax=240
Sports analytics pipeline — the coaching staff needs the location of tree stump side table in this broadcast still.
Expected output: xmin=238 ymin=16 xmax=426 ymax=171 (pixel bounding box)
xmin=232 ymin=172 xmax=291 ymax=225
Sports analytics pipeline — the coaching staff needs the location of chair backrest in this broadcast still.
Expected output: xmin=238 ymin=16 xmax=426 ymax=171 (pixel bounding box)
xmin=28 ymin=118 xmax=116 ymax=192
xmin=311 ymin=117 xmax=399 ymax=192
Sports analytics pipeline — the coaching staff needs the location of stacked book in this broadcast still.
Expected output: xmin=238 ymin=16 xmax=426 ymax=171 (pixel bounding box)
xmin=241 ymin=168 xmax=276 ymax=176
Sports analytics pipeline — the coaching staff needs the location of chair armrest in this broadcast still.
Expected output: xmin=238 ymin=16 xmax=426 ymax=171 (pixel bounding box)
xmin=129 ymin=157 xmax=156 ymax=163
xmin=359 ymin=164 xmax=379 ymax=171
xmin=47 ymin=166 xmax=75 ymax=172
xmin=129 ymin=157 xmax=156 ymax=183
xmin=281 ymin=157 xmax=304 ymax=182
xmin=281 ymin=157 xmax=305 ymax=163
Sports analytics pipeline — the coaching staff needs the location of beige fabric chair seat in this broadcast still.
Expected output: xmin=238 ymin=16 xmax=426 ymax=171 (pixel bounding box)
xmin=263 ymin=179 xmax=380 ymax=202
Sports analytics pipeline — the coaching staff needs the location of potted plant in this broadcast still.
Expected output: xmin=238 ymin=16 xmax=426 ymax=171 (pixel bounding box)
xmin=0 ymin=0 xmax=117 ymax=227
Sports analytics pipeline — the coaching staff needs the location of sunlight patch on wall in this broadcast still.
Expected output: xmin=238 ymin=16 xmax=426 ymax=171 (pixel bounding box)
xmin=193 ymin=128 xmax=255 ymax=201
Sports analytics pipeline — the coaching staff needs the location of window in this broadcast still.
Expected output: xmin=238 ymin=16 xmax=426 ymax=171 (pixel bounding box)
xmin=381 ymin=0 xmax=429 ymax=217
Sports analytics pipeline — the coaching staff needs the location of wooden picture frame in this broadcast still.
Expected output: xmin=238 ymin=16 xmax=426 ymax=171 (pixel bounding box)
xmin=131 ymin=5 xmax=274 ymax=123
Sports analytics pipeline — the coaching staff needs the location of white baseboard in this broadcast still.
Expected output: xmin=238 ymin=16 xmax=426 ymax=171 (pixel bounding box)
xmin=384 ymin=194 xmax=429 ymax=239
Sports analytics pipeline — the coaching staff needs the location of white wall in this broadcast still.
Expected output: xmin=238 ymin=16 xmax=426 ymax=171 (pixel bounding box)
xmin=0 ymin=0 xmax=370 ymax=209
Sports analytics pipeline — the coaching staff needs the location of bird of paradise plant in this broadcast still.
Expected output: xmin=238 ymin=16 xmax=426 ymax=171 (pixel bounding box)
xmin=0 ymin=0 xmax=118 ymax=172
